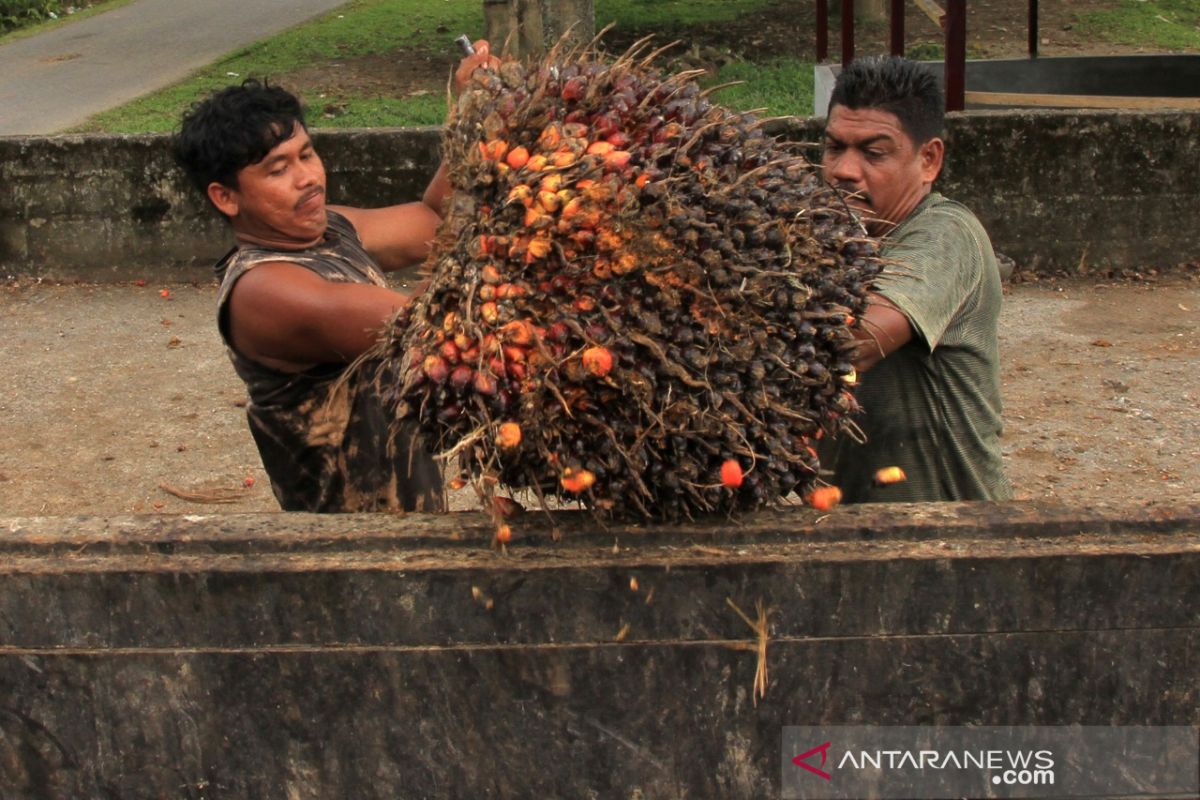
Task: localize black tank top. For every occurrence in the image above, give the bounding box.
[215,211,441,512]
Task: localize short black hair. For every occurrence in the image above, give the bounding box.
[173,78,306,195]
[828,56,944,145]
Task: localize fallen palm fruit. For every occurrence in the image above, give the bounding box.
[808,485,843,511]
[374,35,882,522]
[720,459,744,489]
[873,466,907,486]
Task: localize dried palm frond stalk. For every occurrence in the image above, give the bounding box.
[375,39,881,525]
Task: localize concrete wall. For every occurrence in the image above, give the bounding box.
[1,110,1198,281]
[0,501,1196,795]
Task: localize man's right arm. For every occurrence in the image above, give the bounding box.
[226,262,417,370]
[849,292,913,372]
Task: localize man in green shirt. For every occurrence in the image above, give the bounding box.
[819,56,1013,502]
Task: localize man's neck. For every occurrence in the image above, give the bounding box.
[234,229,326,251]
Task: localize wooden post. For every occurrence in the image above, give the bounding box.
[483,0,595,60]
[841,0,855,67]
[944,0,966,111]
[816,0,828,62]
[1029,0,1039,58]
[889,0,905,56]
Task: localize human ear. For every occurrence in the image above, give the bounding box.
[919,137,945,184]
[207,182,239,218]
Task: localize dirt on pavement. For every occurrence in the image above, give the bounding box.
[1,271,1197,517]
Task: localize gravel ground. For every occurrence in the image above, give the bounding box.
[0,274,1197,517]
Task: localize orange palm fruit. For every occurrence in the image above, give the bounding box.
[560,467,596,494]
[719,459,744,489]
[873,466,907,486]
[808,486,843,511]
[496,422,522,450]
[505,145,530,169]
[581,346,614,377]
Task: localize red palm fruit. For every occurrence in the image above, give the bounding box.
[562,122,588,138]
[495,524,513,544]
[525,237,552,261]
[581,346,614,377]
[561,77,586,102]
[473,370,498,396]
[449,365,474,391]
[560,467,596,494]
[550,151,577,168]
[506,184,534,206]
[481,263,503,285]
[596,229,622,252]
[591,112,619,137]
[586,140,615,156]
[573,295,596,313]
[454,332,474,352]
[478,285,496,302]
[439,340,460,363]
[460,346,479,363]
[592,259,613,280]
[544,322,569,343]
[537,190,561,213]
[605,131,632,148]
[526,154,549,172]
[604,150,632,172]
[560,196,585,221]
[499,320,535,345]
[873,466,907,486]
[720,459,744,489]
[808,486,843,511]
[502,345,528,364]
[505,146,530,169]
[422,355,450,384]
[496,422,522,450]
[537,123,562,151]
[613,252,639,275]
[480,302,500,324]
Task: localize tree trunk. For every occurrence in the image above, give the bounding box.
[855,0,888,23]
[483,0,595,60]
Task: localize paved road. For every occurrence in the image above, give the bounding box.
[0,0,351,136]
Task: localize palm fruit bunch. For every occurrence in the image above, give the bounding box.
[377,39,881,523]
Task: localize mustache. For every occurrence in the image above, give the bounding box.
[295,186,325,210]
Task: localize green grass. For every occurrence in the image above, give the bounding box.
[0,0,132,44]
[76,0,800,133]
[700,58,815,119]
[1076,0,1200,50]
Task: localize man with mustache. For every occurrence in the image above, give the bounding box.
[819,56,1012,503]
[173,41,497,512]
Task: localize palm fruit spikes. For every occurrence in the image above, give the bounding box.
[375,36,881,522]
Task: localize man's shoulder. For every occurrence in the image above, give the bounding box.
[904,193,984,231]
[887,193,994,255]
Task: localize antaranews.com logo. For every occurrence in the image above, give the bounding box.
[781,726,1197,799]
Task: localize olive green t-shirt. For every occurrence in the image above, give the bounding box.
[821,192,1013,502]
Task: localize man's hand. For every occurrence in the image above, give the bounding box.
[455,39,499,94]
[413,39,499,220]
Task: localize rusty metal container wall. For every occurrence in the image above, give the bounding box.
[0,502,1195,796]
